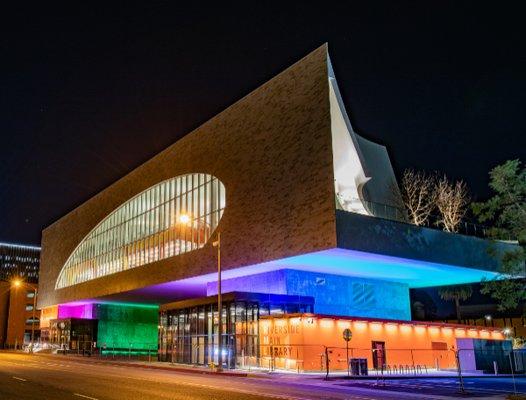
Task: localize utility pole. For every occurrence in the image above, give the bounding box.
[213,232,223,372]
[11,279,37,353]
[30,286,37,353]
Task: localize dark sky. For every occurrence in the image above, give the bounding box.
[1,3,525,245]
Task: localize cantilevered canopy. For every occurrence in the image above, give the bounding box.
[85,247,500,305]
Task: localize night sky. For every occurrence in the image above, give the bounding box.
[2,3,525,245]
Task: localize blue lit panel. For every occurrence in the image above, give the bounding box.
[176,248,500,289]
[69,248,501,305]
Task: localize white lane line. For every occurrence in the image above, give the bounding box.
[12,376,27,381]
[74,394,99,400]
[115,375,313,400]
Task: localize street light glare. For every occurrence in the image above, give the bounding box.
[179,214,190,224]
[12,279,21,287]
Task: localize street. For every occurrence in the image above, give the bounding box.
[0,352,522,399]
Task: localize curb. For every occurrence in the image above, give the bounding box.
[325,374,522,380]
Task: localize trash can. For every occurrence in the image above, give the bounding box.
[350,358,368,376]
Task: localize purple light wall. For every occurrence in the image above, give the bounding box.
[58,303,95,319]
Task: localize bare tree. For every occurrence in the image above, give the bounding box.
[435,176,470,232]
[396,169,437,226]
[438,284,473,323]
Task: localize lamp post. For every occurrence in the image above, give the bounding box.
[212,231,222,372]
[12,279,38,353]
[178,213,223,371]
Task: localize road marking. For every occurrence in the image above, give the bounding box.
[12,376,27,381]
[74,394,99,400]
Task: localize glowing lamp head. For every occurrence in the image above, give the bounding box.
[485,314,492,321]
[12,279,21,288]
[178,214,190,224]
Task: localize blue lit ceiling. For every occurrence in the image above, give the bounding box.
[183,248,499,288]
[91,248,500,304]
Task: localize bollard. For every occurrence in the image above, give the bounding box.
[410,350,416,375]
[493,361,498,375]
[454,350,465,394]
[270,345,274,372]
[324,347,330,380]
[508,353,517,394]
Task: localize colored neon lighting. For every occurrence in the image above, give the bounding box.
[57,301,159,321]
[96,303,158,350]
[58,300,159,309]
[101,350,155,355]
[58,304,94,319]
[95,301,159,309]
[80,247,502,305]
[172,248,500,290]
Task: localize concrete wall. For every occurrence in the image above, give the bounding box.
[39,44,337,308]
[207,269,411,320]
[336,210,517,272]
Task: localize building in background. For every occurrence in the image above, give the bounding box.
[0,242,41,348]
[0,242,40,283]
[38,45,517,371]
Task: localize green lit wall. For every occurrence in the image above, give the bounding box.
[95,303,158,350]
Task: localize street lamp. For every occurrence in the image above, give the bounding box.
[11,278,38,353]
[212,231,222,372]
[178,214,190,225]
[178,213,223,371]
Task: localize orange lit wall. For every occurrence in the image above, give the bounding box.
[40,305,58,329]
[259,314,505,372]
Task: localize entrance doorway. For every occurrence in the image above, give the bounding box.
[372,341,386,369]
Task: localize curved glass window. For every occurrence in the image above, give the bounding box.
[56,174,225,289]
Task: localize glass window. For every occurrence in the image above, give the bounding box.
[56,174,226,289]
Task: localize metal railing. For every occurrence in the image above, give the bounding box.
[47,341,159,362]
[455,348,525,395]
[352,198,512,240]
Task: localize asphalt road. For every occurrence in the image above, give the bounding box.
[0,352,521,400]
